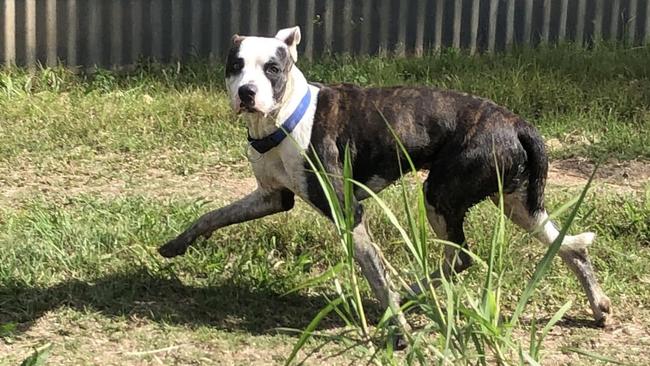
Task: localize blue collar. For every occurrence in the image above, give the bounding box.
[248,88,312,154]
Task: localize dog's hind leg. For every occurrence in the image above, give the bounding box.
[158,188,295,258]
[497,192,612,326]
[410,180,474,294]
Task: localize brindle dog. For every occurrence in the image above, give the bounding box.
[158,27,611,348]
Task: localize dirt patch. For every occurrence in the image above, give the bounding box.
[4,308,648,365]
[548,158,650,192]
[517,309,650,365]
[0,151,257,207]
[1,155,648,209]
[0,310,362,366]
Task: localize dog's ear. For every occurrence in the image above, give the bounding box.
[275,26,301,62]
[232,34,244,46]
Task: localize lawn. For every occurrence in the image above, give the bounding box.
[1,45,649,365]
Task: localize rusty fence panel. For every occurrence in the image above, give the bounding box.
[0,0,649,69]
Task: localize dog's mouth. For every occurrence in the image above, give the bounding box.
[236,102,278,117]
[239,103,259,114]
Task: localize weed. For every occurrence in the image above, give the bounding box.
[283,122,603,364]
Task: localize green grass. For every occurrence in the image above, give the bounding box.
[0,187,649,363]
[0,44,648,169]
[282,139,649,363]
[1,45,649,364]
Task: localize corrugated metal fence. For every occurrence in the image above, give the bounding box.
[2,0,650,69]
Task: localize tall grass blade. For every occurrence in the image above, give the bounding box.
[349,180,418,261]
[531,300,572,360]
[20,343,52,366]
[341,144,370,336]
[284,298,344,366]
[284,262,345,296]
[561,347,631,365]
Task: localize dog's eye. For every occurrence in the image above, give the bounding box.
[233,60,243,71]
[265,64,280,74]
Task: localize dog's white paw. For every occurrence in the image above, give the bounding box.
[561,231,596,251]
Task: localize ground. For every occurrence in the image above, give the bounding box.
[1,152,649,365]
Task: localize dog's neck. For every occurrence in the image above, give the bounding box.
[246,66,310,140]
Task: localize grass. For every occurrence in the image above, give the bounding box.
[281,135,644,364]
[0,44,648,169]
[1,186,649,364]
[1,45,649,364]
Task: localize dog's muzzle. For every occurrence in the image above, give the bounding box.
[238,84,258,112]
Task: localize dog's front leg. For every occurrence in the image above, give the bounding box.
[158,188,294,257]
[352,221,411,343]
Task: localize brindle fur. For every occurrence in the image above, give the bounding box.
[304,84,542,219]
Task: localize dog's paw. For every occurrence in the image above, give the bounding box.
[391,334,408,351]
[594,296,613,328]
[158,237,189,258]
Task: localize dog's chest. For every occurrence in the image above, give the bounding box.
[248,86,317,197]
[249,146,307,195]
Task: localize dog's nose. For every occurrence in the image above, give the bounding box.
[238,84,257,106]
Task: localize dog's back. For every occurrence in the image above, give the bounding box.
[309,83,544,205]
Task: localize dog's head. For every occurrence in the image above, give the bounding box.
[225,27,301,115]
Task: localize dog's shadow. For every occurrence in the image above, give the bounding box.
[3,268,605,338]
[1,268,374,336]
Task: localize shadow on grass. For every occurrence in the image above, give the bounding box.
[0,268,379,336]
[518,314,605,331]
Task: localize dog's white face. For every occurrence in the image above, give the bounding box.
[225,27,301,116]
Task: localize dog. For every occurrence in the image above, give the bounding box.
[158,26,611,346]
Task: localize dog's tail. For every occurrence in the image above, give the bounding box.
[517,121,595,251]
[517,122,548,216]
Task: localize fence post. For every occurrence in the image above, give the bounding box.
[210,0,222,61]
[343,0,353,54]
[26,0,36,68]
[434,0,444,52]
[470,0,480,55]
[111,0,123,69]
[67,0,77,67]
[396,0,408,56]
[249,0,259,35]
[645,0,650,44]
[415,0,426,57]
[505,0,514,48]
[4,0,16,66]
[488,0,498,52]
[151,1,163,61]
[360,0,371,55]
[268,0,278,34]
[88,0,101,68]
[610,0,621,42]
[324,0,334,53]
[379,0,390,55]
[542,0,551,44]
[130,0,142,65]
[46,0,57,67]
[576,0,586,46]
[305,0,315,60]
[287,0,296,28]
[558,0,568,42]
[593,0,604,42]
[230,0,240,37]
[172,0,183,60]
[453,0,462,49]
[191,0,202,55]
[523,0,533,46]
[627,0,637,44]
